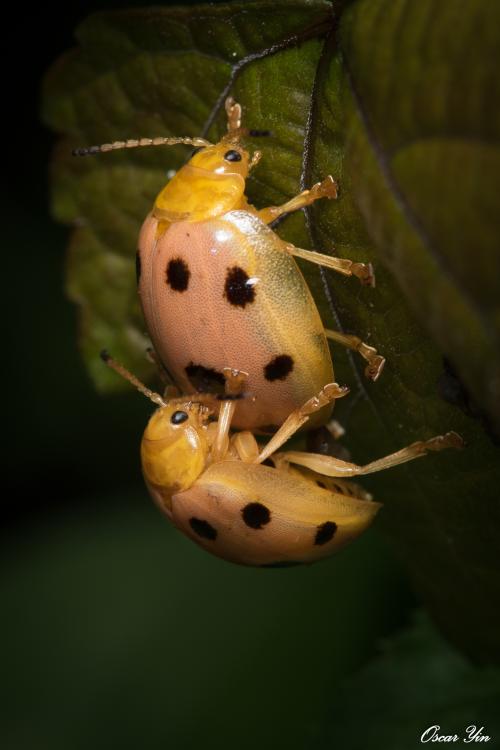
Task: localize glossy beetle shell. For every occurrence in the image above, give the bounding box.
[138,209,334,432]
[146,461,379,567]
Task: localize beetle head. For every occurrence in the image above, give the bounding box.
[141,401,211,499]
[100,352,211,497]
[188,142,251,179]
[73,97,264,222]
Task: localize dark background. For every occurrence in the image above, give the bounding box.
[4,2,154,530]
[0,3,463,749]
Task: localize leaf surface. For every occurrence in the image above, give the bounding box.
[321,613,500,750]
[42,0,500,661]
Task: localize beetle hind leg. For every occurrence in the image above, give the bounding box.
[280,432,464,478]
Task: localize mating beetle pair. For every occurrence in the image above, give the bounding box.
[101,352,460,566]
[78,98,462,565]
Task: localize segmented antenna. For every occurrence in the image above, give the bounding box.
[225,97,242,136]
[248,150,262,171]
[222,97,272,146]
[100,350,166,407]
[73,136,212,157]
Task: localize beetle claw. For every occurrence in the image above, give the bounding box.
[365,355,385,381]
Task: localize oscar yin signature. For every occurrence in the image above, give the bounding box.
[421,726,490,743]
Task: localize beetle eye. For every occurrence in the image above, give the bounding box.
[224,149,242,162]
[171,410,189,425]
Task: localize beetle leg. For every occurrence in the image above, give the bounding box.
[257,176,337,224]
[325,419,345,440]
[254,382,349,464]
[164,384,181,400]
[279,432,464,477]
[211,367,248,462]
[231,431,260,463]
[284,244,375,287]
[145,346,177,388]
[221,367,248,399]
[324,329,385,381]
[211,400,237,462]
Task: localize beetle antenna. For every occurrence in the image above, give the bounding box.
[100,350,167,407]
[248,150,262,171]
[223,97,273,146]
[225,97,242,137]
[248,129,272,137]
[73,136,212,157]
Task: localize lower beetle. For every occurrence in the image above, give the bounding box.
[102,352,462,567]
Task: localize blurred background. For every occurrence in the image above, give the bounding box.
[2,2,499,749]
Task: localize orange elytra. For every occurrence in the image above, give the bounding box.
[76,98,385,433]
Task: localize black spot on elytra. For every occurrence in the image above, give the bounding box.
[314,521,338,546]
[189,517,217,541]
[224,266,256,308]
[185,362,226,395]
[166,257,190,292]
[261,561,303,568]
[242,502,271,529]
[135,249,141,285]
[264,354,294,381]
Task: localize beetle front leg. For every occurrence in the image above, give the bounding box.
[254,382,350,465]
[257,176,337,224]
[324,329,385,381]
[211,367,248,462]
[278,432,464,477]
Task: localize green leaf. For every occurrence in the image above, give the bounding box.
[42,0,334,389]
[42,0,500,662]
[321,612,500,750]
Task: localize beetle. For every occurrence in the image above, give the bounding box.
[75,98,385,433]
[101,352,463,567]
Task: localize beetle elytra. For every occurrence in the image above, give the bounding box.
[77,98,385,433]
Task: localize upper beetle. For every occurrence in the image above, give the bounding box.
[76,98,385,432]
